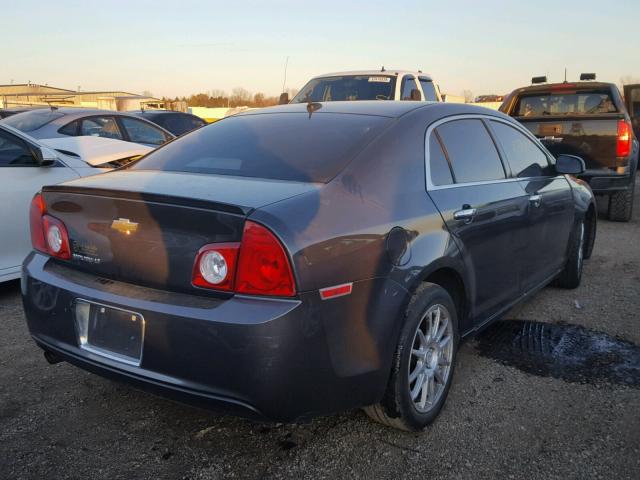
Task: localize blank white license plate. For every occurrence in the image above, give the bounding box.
[74,299,145,366]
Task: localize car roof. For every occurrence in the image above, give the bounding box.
[311,70,433,81]
[237,101,436,118]
[130,110,194,116]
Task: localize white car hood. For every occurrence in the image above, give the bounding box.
[39,137,153,167]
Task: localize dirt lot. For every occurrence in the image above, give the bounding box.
[1,177,639,480]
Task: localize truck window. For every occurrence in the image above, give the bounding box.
[291,76,397,102]
[515,90,618,116]
[419,78,438,101]
[400,76,420,100]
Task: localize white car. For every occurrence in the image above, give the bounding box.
[287,69,443,103]
[0,124,152,282]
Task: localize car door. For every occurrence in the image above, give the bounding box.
[0,130,79,280]
[624,84,640,140]
[426,117,530,324]
[487,119,574,291]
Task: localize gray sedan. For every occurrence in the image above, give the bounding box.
[0,108,175,147]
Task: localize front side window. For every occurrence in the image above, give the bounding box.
[400,75,420,100]
[291,75,397,102]
[419,78,437,101]
[490,121,551,178]
[80,117,123,140]
[0,130,36,166]
[435,119,505,183]
[120,117,167,145]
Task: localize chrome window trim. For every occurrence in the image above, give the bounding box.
[424,113,556,191]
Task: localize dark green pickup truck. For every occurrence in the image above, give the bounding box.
[501,78,639,222]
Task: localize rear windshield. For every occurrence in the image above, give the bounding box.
[291,75,397,102]
[515,89,618,116]
[130,112,388,182]
[1,110,65,132]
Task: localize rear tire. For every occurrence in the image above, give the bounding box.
[554,220,585,289]
[608,181,634,222]
[364,283,459,431]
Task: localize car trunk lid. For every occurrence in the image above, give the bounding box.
[41,170,318,293]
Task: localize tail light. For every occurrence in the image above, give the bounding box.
[192,221,296,297]
[29,193,72,260]
[617,120,631,158]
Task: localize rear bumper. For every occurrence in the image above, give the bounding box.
[578,170,634,194]
[21,253,405,421]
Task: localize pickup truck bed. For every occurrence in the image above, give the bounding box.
[501,81,639,221]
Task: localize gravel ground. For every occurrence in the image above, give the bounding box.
[1,177,638,480]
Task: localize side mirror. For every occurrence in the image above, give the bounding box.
[33,145,58,167]
[555,154,585,175]
[278,92,289,105]
[410,88,422,101]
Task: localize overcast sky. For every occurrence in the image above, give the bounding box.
[2,0,639,98]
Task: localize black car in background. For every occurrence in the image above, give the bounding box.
[501,77,639,221]
[130,110,207,136]
[22,101,596,431]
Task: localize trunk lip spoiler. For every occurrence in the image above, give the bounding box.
[41,185,250,216]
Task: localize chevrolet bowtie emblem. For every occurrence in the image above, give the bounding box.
[111,218,139,235]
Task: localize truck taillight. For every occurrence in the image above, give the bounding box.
[29,193,71,259]
[192,221,296,297]
[617,120,631,158]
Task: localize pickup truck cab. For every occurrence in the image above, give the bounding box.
[501,77,639,221]
[287,70,442,104]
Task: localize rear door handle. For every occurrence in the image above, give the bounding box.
[453,208,477,223]
[529,194,542,208]
[541,136,564,143]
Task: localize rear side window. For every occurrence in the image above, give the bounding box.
[490,121,551,177]
[120,117,167,145]
[156,114,206,136]
[515,90,617,116]
[1,110,64,132]
[80,117,123,140]
[130,113,388,182]
[58,120,79,136]
[429,133,453,185]
[435,119,505,183]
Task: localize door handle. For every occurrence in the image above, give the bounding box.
[453,207,477,223]
[529,194,542,208]
[541,136,564,143]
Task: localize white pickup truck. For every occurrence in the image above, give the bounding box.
[283,69,443,104]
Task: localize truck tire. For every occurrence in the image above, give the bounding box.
[554,220,585,289]
[363,283,458,431]
[608,180,635,222]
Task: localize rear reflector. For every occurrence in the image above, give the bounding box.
[617,120,631,158]
[319,283,353,300]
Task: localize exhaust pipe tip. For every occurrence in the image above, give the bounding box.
[43,350,63,365]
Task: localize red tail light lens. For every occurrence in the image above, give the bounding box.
[192,221,296,297]
[236,221,296,297]
[617,120,631,158]
[29,193,47,253]
[192,243,239,291]
[29,193,71,259]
